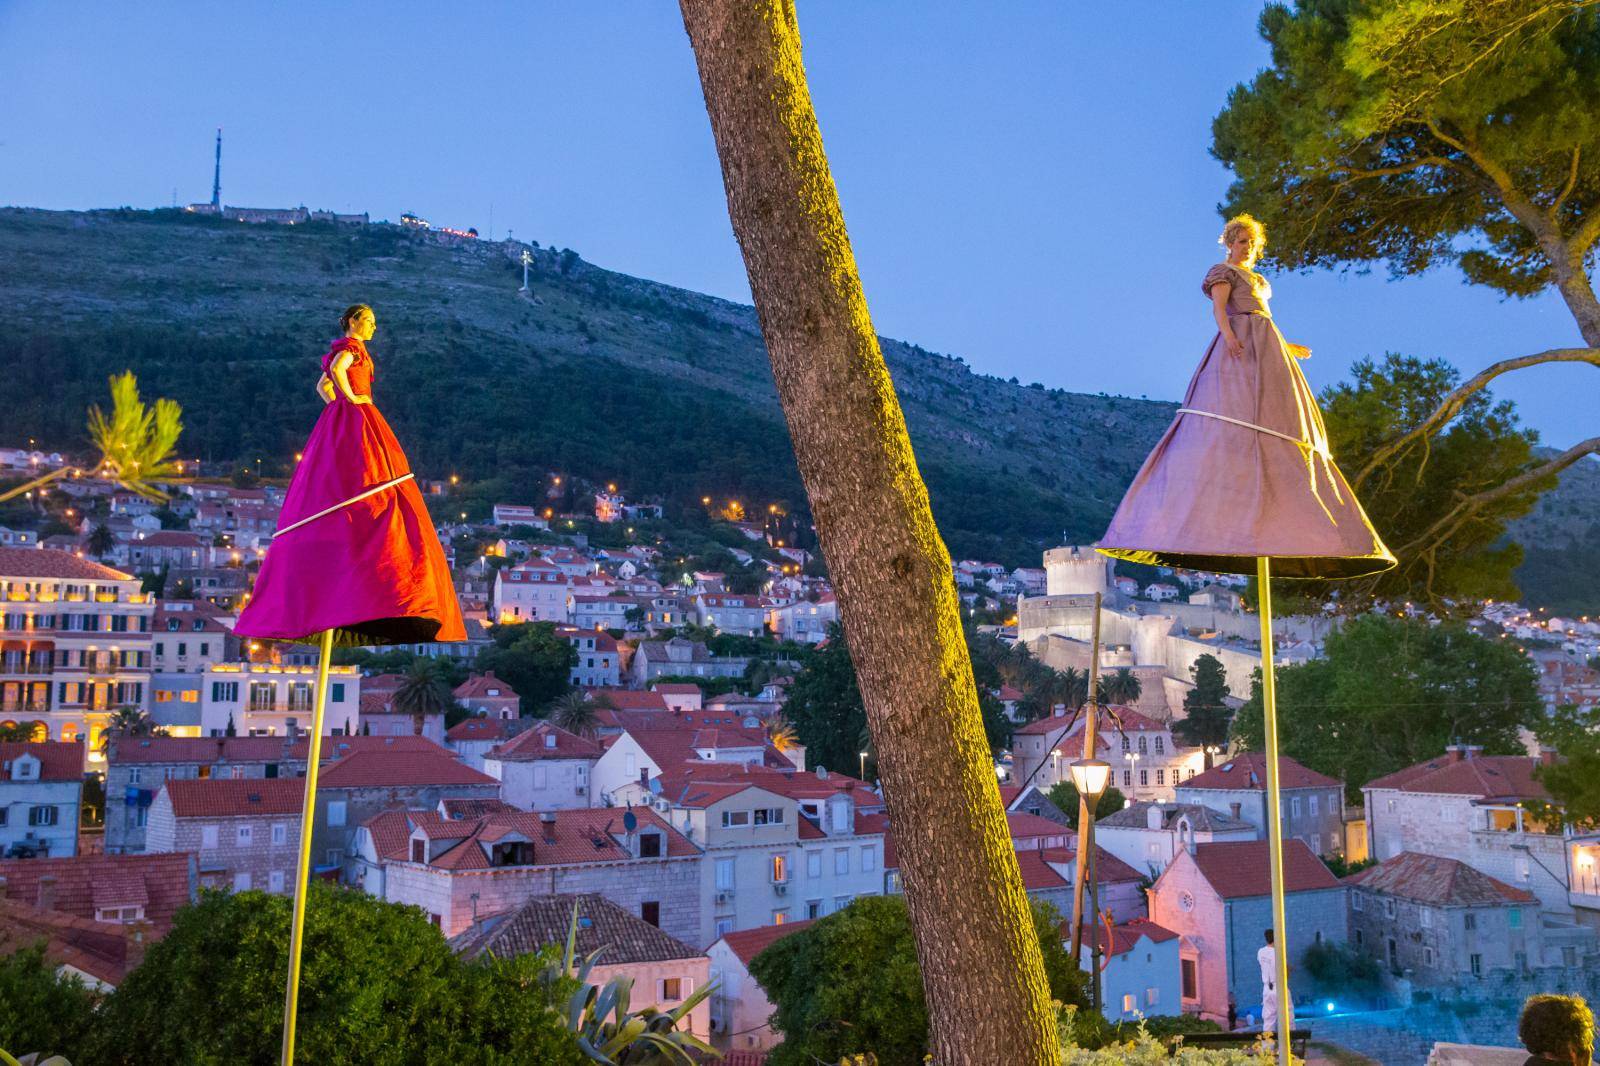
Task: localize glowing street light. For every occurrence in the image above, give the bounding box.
[1071,756,1113,1016]
[859,750,869,780]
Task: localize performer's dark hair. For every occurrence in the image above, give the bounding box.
[1263,928,1274,944]
[339,304,374,332]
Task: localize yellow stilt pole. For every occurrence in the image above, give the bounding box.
[1069,591,1103,963]
[1257,558,1292,1065]
[281,628,335,1066]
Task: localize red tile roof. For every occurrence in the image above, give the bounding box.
[319,751,497,789]
[361,808,416,862]
[1007,812,1070,841]
[651,683,702,695]
[161,778,306,818]
[1015,850,1069,890]
[1187,840,1340,899]
[137,531,208,548]
[110,734,444,766]
[1179,753,1341,791]
[1363,753,1548,802]
[0,546,133,581]
[1080,918,1182,957]
[446,717,517,742]
[452,673,516,700]
[651,761,881,809]
[1344,851,1537,906]
[1038,844,1144,885]
[720,919,817,965]
[438,797,517,820]
[0,742,84,782]
[0,852,194,929]
[415,806,697,871]
[451,893,705,964]
[587,689,670,711]
[490,721,603,762]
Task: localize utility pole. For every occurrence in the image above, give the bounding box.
[1069,592,1103,959]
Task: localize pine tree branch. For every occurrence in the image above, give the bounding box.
[1353,347,1600,489]
[1395,437,1600,560]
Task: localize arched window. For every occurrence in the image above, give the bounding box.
[60,722,81,744]
[1121,736,1131,752]
[1138,736,1148,755]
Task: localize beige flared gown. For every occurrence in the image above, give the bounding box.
[1097,262,1395,579]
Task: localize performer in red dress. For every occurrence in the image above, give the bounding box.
[235,304,465,645]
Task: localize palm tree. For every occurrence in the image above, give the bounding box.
[97,706,167,754]
[0,722,35,742]
[764,713,798,754]
[548,690,610,738]
[88,523,116,559]
[1098,668,1143,708]
[0,372,184,505]
[391,660,451,737]
[1054,667,1089,712]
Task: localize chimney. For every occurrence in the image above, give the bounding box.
[127,919,153,971]
[1147,805,1164,830]
[37,874,56,911]
[1053,704,1066,718]
[1229,802,1242,820]
[1540,747,1560,768]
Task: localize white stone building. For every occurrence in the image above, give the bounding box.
[0,741,83,858]
[482,720,602,810]
[145,777,303,893]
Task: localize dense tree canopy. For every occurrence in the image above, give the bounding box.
[1233,614,1540,798]
[748,895,1087,1066]
[1533,704,1600,828]
[0,945,98,1060]
[82,883,586,1066]
[477,622,577,708]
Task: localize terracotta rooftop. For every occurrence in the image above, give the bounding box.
[453,673,517,701]
[445,717,520,743]
[450,892,705,964]
[1363,751,1549,802]
[373,806,698,871]
[438,797,517,820]
[0,546,133,581]
[1179,753,1341,792]
[1076,918,1182,957]
[0,742,84,782]
[1186,840,1340,899]
[720,918,816,965]
[110,734,444,766]
[651,761,881,809]
[1015,849,1069,891]
[1038,843,1144,885]
[161,778,305,818]
[489,720,603,762]
[0,852,195,930]
[1099,801,1255,833]
[1007,812,1071,840]
[651,684,702,695]
[319,750,497,790]
[587,689,671,712]
[1344,851,1537,906]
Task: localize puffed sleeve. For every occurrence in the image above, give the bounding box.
[1202,263,1236,299]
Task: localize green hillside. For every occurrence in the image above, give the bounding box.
[0,205,1590,604]
[0,207,1169,566]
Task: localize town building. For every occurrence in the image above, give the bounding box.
[149,599,235,672]
[1011,705,1204,802]
[1176,753,1346,859]
[196,661,363,738]
[707,920,815,1053]
[1148,839,1346,1025]
[1095,801,1257,882]
[556,625,623,688]
[482,720,602,810]
[0,548,155,763]
[451,892,711,1042]
[766,595,837,644]
[493,559,571,623]
[121,531,213,573]
[1365,746,1576,922]
[0,742,84,859]
[445,716,529,771]
[629,638,750,686]
[452,673,519,720]
[315,747,501,881]
[144,778,303,893]
[1077,918,1187,1022]
[354,804,702,946]
[694,593,767,637]
[1345,851,1543,981]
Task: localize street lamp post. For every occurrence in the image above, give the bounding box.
[1204,744,1222,771]
[859,750,868,782]
[1124,751,1141,801]
[1070,757,1112,1017]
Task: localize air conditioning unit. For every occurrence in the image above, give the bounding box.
[715,890,734,904]
[773,883,787,896]
[575,786,586,796]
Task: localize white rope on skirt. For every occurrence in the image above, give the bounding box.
[1176,408,1329,459]
[271,473,415,538]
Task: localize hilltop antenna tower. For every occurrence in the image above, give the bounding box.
[211,128,223,210]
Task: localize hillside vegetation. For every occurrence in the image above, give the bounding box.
[0,206,1589,605]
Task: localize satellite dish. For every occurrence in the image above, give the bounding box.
[622,811,638,832]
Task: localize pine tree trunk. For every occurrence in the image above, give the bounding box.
[678,3,1056,1063]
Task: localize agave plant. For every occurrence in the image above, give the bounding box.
[544,903,719,1065]
[0,1051,73,1066]
[0,371,183,505]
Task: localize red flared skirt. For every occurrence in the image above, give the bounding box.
[234,397,465,646]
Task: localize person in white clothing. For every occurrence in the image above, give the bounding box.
[1258,928,1294,1033]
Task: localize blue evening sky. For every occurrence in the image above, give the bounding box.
[0,1,1586,445]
